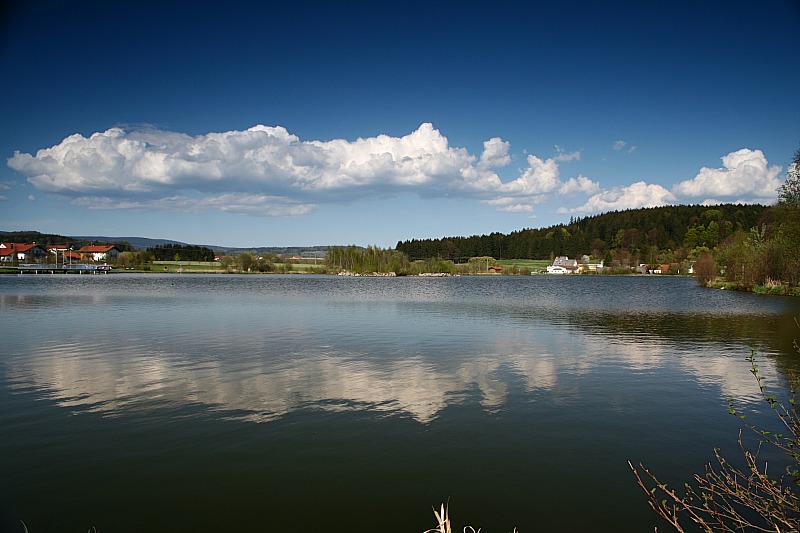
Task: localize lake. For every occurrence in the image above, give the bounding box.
[1,274,799,532]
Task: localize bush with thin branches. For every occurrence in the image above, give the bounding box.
[630,331,800,532]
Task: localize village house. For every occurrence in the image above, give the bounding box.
[545,255,604,274]
[0,242,48,263]
[638,263,679,274]
[77,245,121,262]
[546,256,580,274]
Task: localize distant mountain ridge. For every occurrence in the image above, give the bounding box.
[0,231,330,255]
[74,235,192,249]
[0,231,192,250]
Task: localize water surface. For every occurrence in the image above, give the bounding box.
[1,274,798,532]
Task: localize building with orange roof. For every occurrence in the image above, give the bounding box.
[77,245,121,262]
[0,242,47,263]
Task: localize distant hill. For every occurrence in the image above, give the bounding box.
[73,235,190,249]
[1,230,80,246]
[0,231,190,250]
[0,230,332,255]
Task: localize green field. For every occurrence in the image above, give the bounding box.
[149,260,325,273]
[496,259,551,271]
[151,261,223,272]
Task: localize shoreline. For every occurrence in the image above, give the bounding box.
[4,265,796,296]
[704,279,800,297]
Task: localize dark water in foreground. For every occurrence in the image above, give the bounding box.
[1,274,799,532]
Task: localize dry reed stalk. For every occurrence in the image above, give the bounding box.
[423,503,452,533]
[423,502,518,533]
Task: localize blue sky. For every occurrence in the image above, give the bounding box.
[1,1,798,248]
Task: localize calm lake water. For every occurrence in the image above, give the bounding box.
[1,274,799,532]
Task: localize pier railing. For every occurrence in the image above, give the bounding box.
[17,263,112,273]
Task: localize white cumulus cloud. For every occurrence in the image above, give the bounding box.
[558,148,780,216]
[497,155,601,205]
[7,123,601,216]
[478,137,512,169]
[559,181,676,215]
[559,175,600,195]
[672,148,782,202]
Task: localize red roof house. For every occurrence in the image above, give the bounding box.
[0,242,47,263]
[77,245,121,262]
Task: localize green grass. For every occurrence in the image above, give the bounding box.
[707,279,800,297]
[496,259,551,271]
[752,283,799,296]
[148,260,328,274]
[151,261,224,273]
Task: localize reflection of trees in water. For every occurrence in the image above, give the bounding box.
[401,294,798,372]
[537,310,800,376]
[449,294,796,360]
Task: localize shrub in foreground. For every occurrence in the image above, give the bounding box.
[630,340,800,532]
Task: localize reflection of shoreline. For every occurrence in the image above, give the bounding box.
[8,328,775,424]
[505,306,798,367]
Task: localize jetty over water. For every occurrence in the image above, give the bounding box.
[15,263,112,274]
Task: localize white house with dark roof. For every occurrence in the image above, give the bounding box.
[546,256,579,274]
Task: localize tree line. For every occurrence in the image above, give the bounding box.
[396,203,767,265]
[146,243,215,261]
[326,245,410,274]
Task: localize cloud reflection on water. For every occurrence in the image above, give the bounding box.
[4,275,795,424]
[7,321,777,424]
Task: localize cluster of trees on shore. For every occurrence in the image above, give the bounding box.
[693,149,800,294]
[325,245,533,276]
[146,243,215,261]
[396,203,767,265]
[326,245,410,274]
[111,250,307,273]
[217,251,289,273]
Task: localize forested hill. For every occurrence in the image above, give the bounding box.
[396,204,769,262]
[0,231,179,251]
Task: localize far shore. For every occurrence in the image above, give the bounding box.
[4,260,797,296]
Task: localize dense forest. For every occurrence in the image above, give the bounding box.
[396,204,768,264]
[146,243,215,261]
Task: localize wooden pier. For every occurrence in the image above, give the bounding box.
[15,263,112,274]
